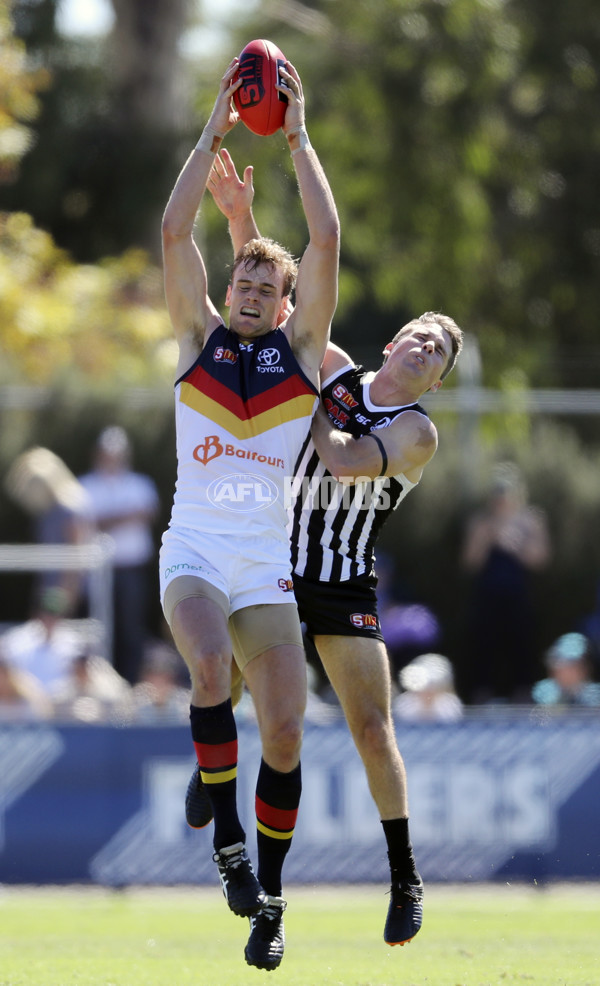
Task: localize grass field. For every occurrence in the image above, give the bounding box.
[0,882,597,986]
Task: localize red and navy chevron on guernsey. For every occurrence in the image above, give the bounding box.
[177,324,318,441]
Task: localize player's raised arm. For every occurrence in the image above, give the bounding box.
[161,60,241,354]
[280,62,340,383]
[207,148,260,255]
[311,404,438,484]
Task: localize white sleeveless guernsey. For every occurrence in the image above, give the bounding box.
[167,324,318,548]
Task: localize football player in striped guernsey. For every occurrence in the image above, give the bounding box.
[199,149,463,948]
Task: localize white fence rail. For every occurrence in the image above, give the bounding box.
[0,537,115,661]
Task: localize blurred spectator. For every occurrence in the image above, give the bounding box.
[303,554,441,700]
[0,586,82,689]
[231,679,258,723]
[576,580,600,672]
[50,651,133,723]
[0,651,51,722]
[304,663,341,724]
[131,642,189,723]
[461,462,551,703]
[4,446,94,613]
[532,633,600,708]
[301,631,331,699]
[375,552,441,679]
[79,426,160,685]
[393,653,464,723]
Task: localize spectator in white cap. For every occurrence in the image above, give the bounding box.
[394,652,464,723]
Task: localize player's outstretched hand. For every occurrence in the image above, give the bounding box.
[278,61,305,135]
[206,59,242,136]
[207,148,254,220]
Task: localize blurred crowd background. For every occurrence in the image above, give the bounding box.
[0,0,599,722]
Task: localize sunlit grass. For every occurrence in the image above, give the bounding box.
[0,883,597,986]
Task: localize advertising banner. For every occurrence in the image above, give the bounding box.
[1,718,599,885]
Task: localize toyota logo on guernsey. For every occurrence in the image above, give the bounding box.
[207,473,279,512]
[257,348,283,372]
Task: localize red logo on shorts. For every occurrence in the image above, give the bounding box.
[278,578,294,592]
[350,613,378,629]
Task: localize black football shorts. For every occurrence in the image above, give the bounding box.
[292,571,384,640]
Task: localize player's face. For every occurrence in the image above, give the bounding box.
[227,262,288,339]
[385,323,452,392]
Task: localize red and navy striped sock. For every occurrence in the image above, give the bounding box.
[190,700,245,850]
[255,758,301,897]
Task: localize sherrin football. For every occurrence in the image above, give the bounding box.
[233,39,288,136]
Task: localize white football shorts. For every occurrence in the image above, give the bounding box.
[159,526,296,620]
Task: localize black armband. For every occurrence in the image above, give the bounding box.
[368,433,388,476]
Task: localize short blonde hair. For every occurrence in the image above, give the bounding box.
[231,237,299,299]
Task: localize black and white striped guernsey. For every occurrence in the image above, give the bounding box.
[288,362,429,583]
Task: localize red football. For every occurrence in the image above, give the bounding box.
[233,39,288,137]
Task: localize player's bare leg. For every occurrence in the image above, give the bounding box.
[315,635,407,815]
[244,642,306,773]
[314,634,423,945]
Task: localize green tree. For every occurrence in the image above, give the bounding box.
[0,0,48,179]
[211,0,600,387]
[2,0,193,261]
[0,1,173,391]
[6,0,600,387]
